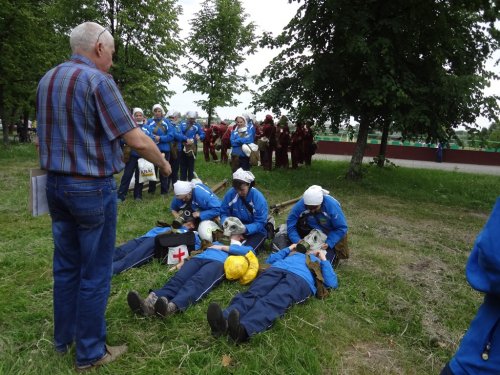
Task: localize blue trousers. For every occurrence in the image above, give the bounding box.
[153,258,224,310]
[168,153,180,191]
[117,155,143,200]
[223,268,311,336]
[46,173,117,366]
[112,236,156,275]
[148,152,170,194]
[179,151,196,181]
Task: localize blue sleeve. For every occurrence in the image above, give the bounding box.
[319,259,338,289]
[170,197,183,211]
[324,199,348,248]
[266,247,290,264]
[228,244,254,255]
[231,132,253,146]
[198,125,206,141]
[160,122,175,143]
[196,187,222,221]
[287,201,304,244]
[245,190,268,235]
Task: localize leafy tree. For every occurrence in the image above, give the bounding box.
[183,0,256,126]
[253,0,499,179]
[0,0,67,143]
[49,0,183,113]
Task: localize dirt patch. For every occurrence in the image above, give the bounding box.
[337,341,406,375]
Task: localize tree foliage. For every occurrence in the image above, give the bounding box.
[183,0,256,125]
[253,0,500,179]
[0,0,183,144]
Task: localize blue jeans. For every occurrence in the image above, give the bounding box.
[46,173,117,366]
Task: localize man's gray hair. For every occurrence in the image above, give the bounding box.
[70,22,112,53]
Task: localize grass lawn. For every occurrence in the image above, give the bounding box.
[0,143,499,374]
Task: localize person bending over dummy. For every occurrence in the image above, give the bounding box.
[171,180,221,223]
[127,217,257,318]
[112,216,200,275]
[220,168,269,254]
[207,242,338,343]
[440,197,500,375]
[287,185,348,265]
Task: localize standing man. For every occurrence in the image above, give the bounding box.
[36,22,171,371]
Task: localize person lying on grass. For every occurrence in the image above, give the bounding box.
[207,242,338,344]
[112,216,200,275]
[127,217,258,317]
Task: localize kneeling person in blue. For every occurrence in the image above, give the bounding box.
[112,217,200,275]
[287,185,348,265]
[441,197,500,375]
[207,242,338,343]
[220,168,269,254]
[171,180,221,222]
[127,217,256,317]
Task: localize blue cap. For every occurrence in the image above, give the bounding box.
[466,197,500,295]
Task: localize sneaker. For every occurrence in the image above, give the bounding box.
[154,297,178,317]
[207,302,227,337]
[127,291,156,316]
[227,309,249,344]
[76,344,127,372]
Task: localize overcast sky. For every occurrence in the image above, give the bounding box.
[169,0,499,127]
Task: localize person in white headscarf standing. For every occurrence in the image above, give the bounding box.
[220,168,269,254]
[287,185,348,265]
[178,111,205,181]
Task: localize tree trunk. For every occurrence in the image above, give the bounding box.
[0,84,8,145]
[346,116,370,180]
[377,121,390,167]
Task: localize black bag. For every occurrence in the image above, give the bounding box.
[154,231,196,264]
[296,214,313,238]
[272,224,291,252]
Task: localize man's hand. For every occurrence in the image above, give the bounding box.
[159,160,172,176]
[192,211,200,218]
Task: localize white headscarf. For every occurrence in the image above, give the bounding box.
[152,104,165,115]
[303,185,330,205]
[174,181,194,196]
[132,107,144,116]
[232,168,255,183]
[186,111,198,119]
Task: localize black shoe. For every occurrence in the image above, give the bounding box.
[127,291,142,315]
[227,309,249,344]
[154,297,178,318]
[207,302,227,337]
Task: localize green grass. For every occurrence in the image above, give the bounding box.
[1,144,499,374]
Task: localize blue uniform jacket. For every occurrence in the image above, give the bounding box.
[178,121,205,149]
[287,195,348,249]
[170,183,221,221]
[195,241,254,263]
[230,127,254,157]
[449,197,500,375]
[221,187,268,236]
[146,117,176,153]
[266,247,338,294]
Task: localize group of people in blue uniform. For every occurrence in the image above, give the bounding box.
[115,165,349,344]
[117,105,205,202]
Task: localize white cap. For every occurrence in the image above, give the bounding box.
[303,185,330,206]
[152,104,165,115]
[132,107,144,116]
[186,111,198,119]
[173,181,194,196]
[232,168,255,183]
